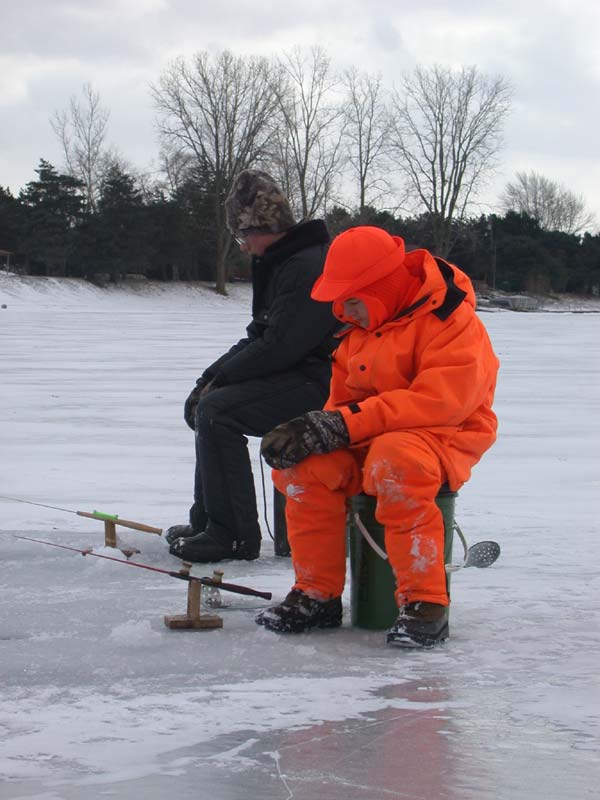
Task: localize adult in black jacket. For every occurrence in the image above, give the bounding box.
[167,170,338,563]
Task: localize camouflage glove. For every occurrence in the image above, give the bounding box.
[183,377,210,430]
[261,410,349,470]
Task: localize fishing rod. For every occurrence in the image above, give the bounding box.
[0,496,162,534]
[15,536,272,600]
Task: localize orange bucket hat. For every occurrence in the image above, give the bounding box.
[311,226,406,301]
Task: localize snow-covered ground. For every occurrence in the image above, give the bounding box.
[0,272,598,800]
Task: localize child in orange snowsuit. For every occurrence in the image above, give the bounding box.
[259,226,499,647]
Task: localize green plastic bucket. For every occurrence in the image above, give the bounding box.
[349,491,456,630]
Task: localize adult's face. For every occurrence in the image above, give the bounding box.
[342,297,370,328]
[235,230,284,257]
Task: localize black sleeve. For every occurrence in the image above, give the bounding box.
[202,337,252,382]
[210,257,335,385]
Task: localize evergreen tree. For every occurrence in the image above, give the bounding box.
[94,166,150,281]
[492,213,559,292]
[19,160,85,276]
[324,205,354,237]
[0,187,25,261]
[447,216,491,284]
[169,169,217,281]
[142,191,181,281]
[578,233,600,294]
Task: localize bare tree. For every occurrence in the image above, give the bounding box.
[51,83,110,214]
[342,67,391,216]
[159,145,195,195]
[271,46,344,219]
[501,170,595,234]
[389,65,512,256]
[152,50,279,294]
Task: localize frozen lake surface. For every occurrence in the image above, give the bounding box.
[0,274,598,799]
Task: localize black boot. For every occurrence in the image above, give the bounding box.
[386,602,449,648]
[169,530,260,563]
[165,524,197,545]
[255,589,342,633]
[165,502,208,544]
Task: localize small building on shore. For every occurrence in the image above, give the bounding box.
[0,249,13,270]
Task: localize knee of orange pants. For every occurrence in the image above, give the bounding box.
[362,432,449,607]
[272,450,363,600]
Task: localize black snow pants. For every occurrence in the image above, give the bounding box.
[190,371,328,546]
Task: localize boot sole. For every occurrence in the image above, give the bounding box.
[230,550,260,561]
[258,619,342,634]
[256,613,342,633]
[169,549,260,563]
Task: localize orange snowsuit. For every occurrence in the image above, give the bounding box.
[272,247,499,607]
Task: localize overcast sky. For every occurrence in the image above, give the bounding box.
[1,0,599,227]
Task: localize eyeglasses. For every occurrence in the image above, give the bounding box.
[233,228,252,247]
[234,228,254,247]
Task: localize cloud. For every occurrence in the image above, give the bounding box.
[371,16,403,52]
[1,0,599,220]
[0,56,49,106]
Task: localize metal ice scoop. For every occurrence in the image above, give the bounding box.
[446,526,501,572]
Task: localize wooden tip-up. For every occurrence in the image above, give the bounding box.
[76,511,163,534]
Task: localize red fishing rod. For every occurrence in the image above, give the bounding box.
[15,536,272,600]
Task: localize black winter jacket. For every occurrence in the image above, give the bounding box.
[203,220,338,392]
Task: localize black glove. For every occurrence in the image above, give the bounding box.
[261,410,349,470]
[183,377,210,430]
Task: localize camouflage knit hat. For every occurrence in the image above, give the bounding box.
[224,170,296,234]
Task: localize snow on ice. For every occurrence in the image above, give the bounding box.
[0,272,598,799]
